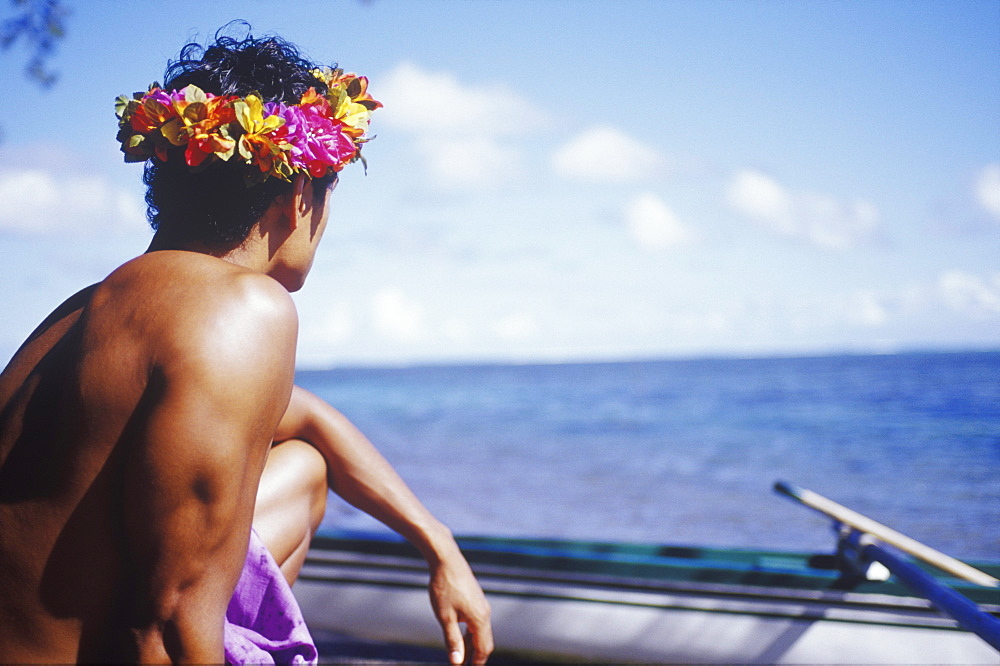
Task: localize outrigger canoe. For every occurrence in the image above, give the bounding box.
[295,482,1000,664]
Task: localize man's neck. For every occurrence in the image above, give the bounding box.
[145,230,267,275]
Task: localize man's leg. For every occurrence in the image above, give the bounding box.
[252,439,328,586]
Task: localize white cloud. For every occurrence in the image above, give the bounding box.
[426,137,521,191]
[296,304,355,365]
[441,318,472,344]
[624,193,693,250]
[552,126,663,183]
[496,312,537,341]
[377,62,542,190]
[372,287,427,342]
[674,310,731,336]
[938,270,1000,317]
[378,62,540,137]
[0,168,146,235]
[726,170,795,234]
[850,290,890,327]
[304,305,355,344]
[726,169,878,249]
[974,163,1000,221]
[798,193,878,249]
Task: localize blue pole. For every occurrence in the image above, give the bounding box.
[845,531,1000,652]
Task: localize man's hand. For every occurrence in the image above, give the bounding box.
[429,555,493,665]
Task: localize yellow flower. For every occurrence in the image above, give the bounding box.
[313,68,381,138]
[235,94,284,136]
[327,88,370,138]
[234,94,286,174]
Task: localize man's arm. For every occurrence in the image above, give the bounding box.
[274,386,494,665]
[120,278,298,662]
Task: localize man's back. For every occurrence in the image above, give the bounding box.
[0,250,297,662]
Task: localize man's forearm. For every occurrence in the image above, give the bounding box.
[277,387,460,562]
[277,387,494,664]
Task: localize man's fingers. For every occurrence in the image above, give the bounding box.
[468,616,494,665]
[442,615,465,665]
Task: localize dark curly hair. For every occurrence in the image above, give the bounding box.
[143,23,338,247]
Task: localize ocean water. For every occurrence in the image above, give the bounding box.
[296,351,1000,560]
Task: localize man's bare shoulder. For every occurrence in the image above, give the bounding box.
[92,251,298,365]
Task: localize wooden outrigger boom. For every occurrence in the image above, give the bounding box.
[775,480,1000,652]
[774,480,999,587]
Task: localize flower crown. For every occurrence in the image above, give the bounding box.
[115,67,382,185]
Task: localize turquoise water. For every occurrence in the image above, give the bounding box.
[297,351,1000,560]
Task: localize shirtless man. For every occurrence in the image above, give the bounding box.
[0,30,492,664]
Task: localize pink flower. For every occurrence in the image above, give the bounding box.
[299,104,356,175]
[266,101,355,176]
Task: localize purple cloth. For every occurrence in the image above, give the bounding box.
[224,529,318,665]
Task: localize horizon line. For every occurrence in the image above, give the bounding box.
[295,345,1000,373]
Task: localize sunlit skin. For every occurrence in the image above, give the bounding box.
[0,175,493,664]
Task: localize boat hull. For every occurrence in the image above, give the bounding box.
[295,532,1000,664]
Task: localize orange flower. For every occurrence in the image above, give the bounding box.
[159,87,238,166]
[344,74,383,111]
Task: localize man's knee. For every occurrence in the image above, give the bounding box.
[298,443,328,529]
[265,438,328,530]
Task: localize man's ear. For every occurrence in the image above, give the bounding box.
[287,174,312,230]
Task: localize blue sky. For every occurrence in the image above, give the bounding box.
[0,0,997,367]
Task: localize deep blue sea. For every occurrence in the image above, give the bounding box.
[296,351,1000,561]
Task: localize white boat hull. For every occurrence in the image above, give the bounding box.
[295,548,1000,664]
